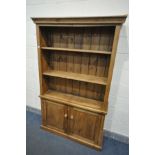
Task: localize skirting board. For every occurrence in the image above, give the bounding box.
[26,105,129,144]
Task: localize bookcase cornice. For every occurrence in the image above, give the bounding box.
[32,15,127,25]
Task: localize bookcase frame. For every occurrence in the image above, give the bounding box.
[32,16,127,150]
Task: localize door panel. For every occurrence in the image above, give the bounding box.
[42,100,68,133]
[69,107,102,143]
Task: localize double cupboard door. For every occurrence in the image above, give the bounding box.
[41,99,104,146]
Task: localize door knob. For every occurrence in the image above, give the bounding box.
[70,115,74,119]
[64,113,67,118]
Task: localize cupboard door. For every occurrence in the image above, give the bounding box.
[68,107,104,144]
[42,100,68,133]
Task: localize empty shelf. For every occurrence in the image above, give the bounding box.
[41,47,112,55]
[43,70,107,85]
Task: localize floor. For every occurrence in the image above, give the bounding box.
[26,111,129,155]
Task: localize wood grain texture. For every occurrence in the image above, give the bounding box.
[95,55,106,101]
[40,90,107,114]
[33,16,126,150]
[32,15,127,24]
[40,26,115,53]
[41,47,111,54]
[103,25,121,111]
[86,54,97,99]
[36,26,49,94]
[41,100,47,126]
[43,100,68,133]
[91,27,100,50]
[69,107,101,142]
[58,51,67,92]
[66,52,74,94]
[43,70,107,85]
[72,53,81,96]
[52,28,60,47]
[41,102,105,150]
[79,53,89,97]
[52,51,60,91]
[99,27,114,51]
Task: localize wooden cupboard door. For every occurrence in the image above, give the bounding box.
[68,107,103,144]
[41,100,68,133]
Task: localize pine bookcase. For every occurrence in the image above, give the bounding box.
[32,16,127,150]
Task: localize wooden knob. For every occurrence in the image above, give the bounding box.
[64,113,67,118]
[70,115,74,119]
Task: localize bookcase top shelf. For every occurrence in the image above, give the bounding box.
[43,70,107,85]
[41,47,112,55]
[32,15,127,25]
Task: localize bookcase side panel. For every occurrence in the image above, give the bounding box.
[36,26,49,94]
[103,25,121,110]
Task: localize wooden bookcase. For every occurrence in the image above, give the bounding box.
[32,16,127,150]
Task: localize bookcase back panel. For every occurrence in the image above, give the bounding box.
[42,51,110,78]
[46,77,105,101]
[40,27,115,51]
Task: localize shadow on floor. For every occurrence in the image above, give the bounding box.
[26,111,129,155]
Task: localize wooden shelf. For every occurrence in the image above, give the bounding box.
[43,70,107,85]
[40,90,107,114]
[41,47,112,55]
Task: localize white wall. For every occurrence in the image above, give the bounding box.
[26,0,129,137]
